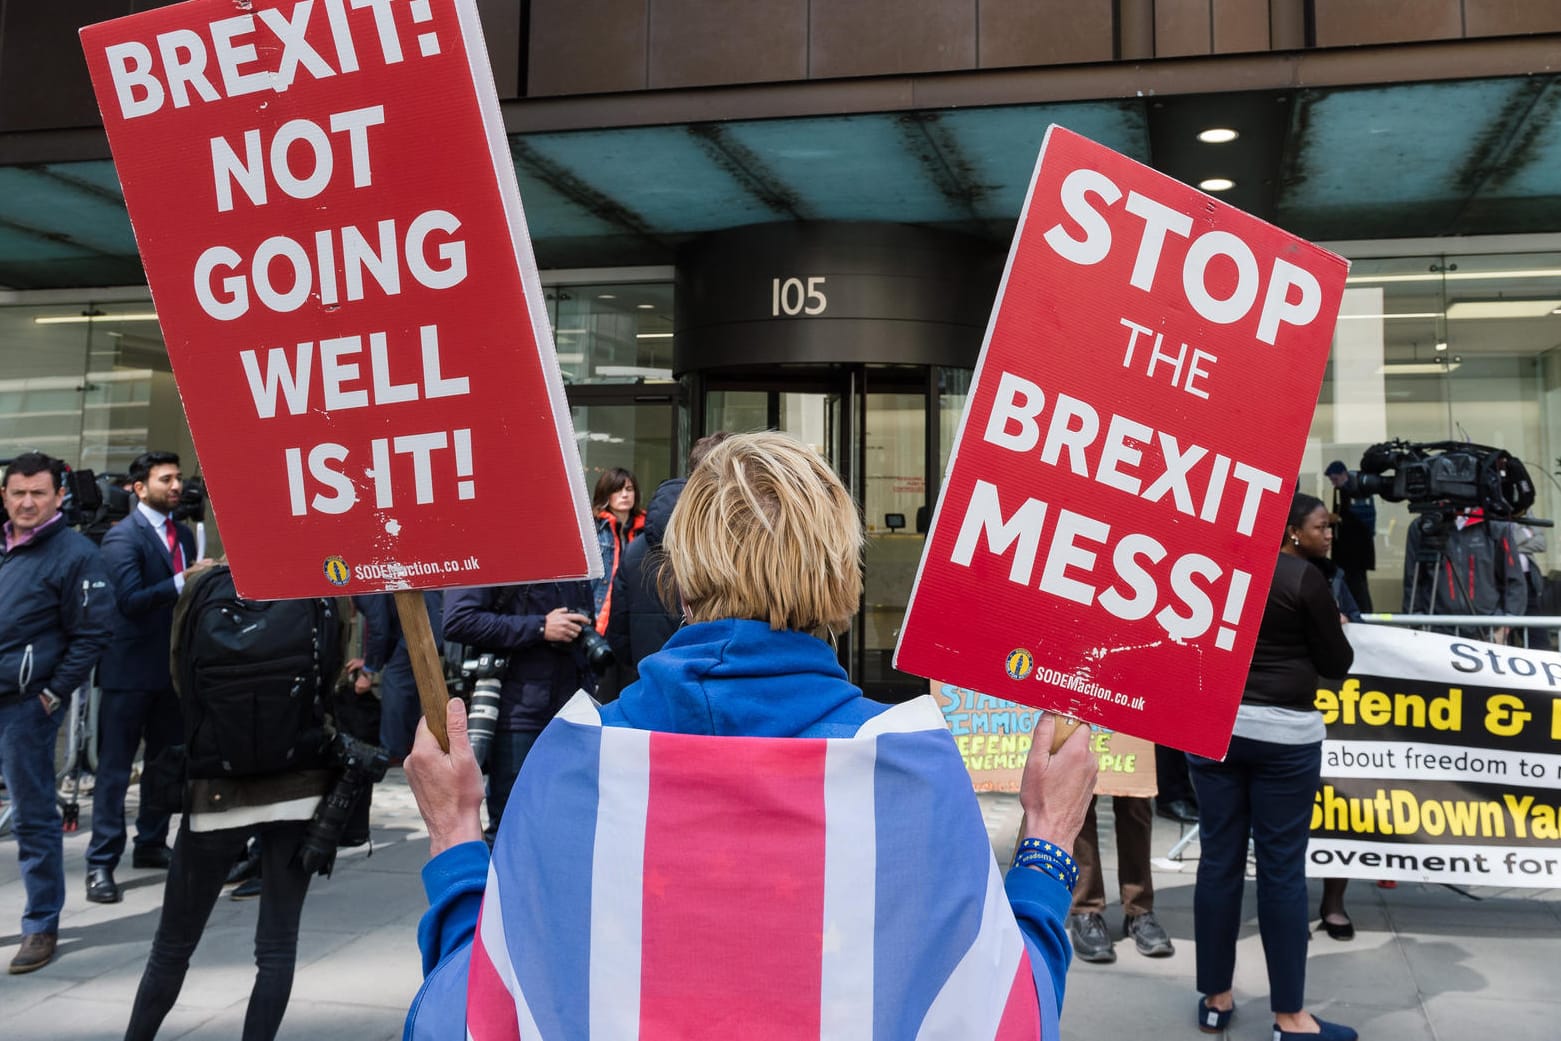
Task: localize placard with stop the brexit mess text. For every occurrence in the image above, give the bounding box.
[80,0,600,599]
[896,125,1348,759]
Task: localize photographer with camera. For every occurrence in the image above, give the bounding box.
[88,451,215,905]
[123,562,365,1041]
[443,580,600,839]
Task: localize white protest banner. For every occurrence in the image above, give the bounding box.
[1311,624,1561,887]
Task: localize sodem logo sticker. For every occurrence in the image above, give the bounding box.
[1005,648,1034,681]
[323,555,351,587]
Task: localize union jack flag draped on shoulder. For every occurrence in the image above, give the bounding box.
[407,694,1055,1041]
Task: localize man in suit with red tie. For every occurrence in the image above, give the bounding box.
[86,451,215,903]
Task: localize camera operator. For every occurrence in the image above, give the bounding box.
[443,580,597,839]
[1402,508,1526,639]
[1325,460,1376,612]
[88,451,215,904]
[0,452,115,974]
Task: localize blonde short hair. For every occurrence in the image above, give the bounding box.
[663,432,862,635]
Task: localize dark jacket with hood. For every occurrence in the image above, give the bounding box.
[605,477,685,671]
[0,515,115,705]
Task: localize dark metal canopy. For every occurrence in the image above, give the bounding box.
[2,72,1559,290]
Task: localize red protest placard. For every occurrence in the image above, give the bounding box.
[79,0,598,599]
[895,126,1348,759]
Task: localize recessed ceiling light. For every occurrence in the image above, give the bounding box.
[597,293,616,300]
[1199,178,1235,192]
[34,311,159,325]
[637,303,654,310]
[1445,299,1561,319]
[1347,267,1561,284]
[1381,361,1460,375]
[1198,128,1239,144]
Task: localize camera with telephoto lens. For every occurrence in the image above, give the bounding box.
[298,731,390,876]
[458,652,506,767]
[1347,439,1537,519]
[171,474,207,523]
[572,611,615,672]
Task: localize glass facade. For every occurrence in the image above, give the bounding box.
[5,244,1559,635]
[1310,250,1561,612]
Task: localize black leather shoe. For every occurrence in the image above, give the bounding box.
[1125,911,1175,957]
[1317,910,1355,941]
[1156,799,1199,823]
[1067,912,1116,963]
[131,845,172,870]
[85,867,121,904]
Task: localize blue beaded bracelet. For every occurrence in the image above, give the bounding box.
[1013,837,1080,894]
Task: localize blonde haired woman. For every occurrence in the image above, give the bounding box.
[404,432,1097,1040]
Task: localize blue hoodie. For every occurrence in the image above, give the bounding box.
[411,620,1072,1036]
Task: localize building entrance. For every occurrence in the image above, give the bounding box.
[693,363,970,702]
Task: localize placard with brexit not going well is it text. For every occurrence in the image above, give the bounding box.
[896,126,1348,760]
[79,0,599,599]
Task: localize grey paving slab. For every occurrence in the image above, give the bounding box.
[8,993,216,1041]
[5,772,1560,1040]
[1423,993,1561,1040]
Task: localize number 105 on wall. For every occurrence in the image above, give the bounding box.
[771,276,828,316]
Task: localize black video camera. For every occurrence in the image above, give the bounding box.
[1348,440,1537,519]
[172,474,207,523]
[60,466,101,529]
[298,731,390,876]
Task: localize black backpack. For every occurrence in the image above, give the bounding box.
[174,566,342,779]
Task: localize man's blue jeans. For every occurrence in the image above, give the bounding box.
[377,654,420,762]
[0,694,66,934]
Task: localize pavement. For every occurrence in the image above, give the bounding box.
[2,778,1559,1040]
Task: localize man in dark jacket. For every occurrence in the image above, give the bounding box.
[0,452,115,973]
[606,432,730,675]
[443,580,595,838]
[87,450,214,904]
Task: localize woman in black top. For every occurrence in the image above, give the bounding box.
[1189,493,1357,1041]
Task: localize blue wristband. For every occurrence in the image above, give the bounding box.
[1013,837,1080,894]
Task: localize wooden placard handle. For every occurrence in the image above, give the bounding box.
[394,589,450,752]
[1049,715,1082,753]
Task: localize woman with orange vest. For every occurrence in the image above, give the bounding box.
[590,468,644,636]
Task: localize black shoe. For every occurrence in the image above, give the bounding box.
[1317,910,1355,941]
[85,867,121,904]
[225,853,261,887]
[1066,912,1116,963]
[1125,911,1175,957]
[230,876,263,901]
[131,845,172,870]
[1156,799,1199,823]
